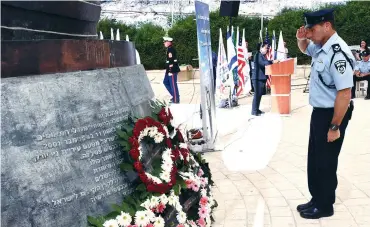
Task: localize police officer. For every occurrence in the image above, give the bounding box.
[163,36,180,103]
[352,49,370,100]
[296,8,355,219]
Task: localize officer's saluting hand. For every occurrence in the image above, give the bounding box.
[295,8,355,220]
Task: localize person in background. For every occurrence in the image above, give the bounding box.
[251,42,278,116]
[355,40,369,61]
[163,36,180,103]
[352,50,370,100]
[284,41,289,59]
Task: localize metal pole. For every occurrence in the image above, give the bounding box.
[171,0,174,26]
[261,0,264,33]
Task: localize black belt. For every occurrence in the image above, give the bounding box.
[313,107,334,111]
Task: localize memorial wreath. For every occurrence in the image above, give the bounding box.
[88,100,217,227]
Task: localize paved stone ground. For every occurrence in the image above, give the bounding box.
[148,72,370,227]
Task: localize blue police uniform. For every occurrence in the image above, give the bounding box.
[163,36,180,103]
[351,50,370,99]
[298,8,355,219]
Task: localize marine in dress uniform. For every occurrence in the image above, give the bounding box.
[296,8,355,219]
[163,36,180,103]
[351,50,370,99]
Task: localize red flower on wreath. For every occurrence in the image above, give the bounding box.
[129,148,140,161]
[176,128,185,142]
[126,116,180,194]
[157,107,173,126]
[166,139,173,149]
[134,161,143,172]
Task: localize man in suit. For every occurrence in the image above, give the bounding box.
[251,42,278,116]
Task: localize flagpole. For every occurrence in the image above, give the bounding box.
[260,0,264,34]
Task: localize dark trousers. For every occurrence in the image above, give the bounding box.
[163,72,180,103]
[307,106,351,211]
[351,75,370,98]
[251,79,266,114]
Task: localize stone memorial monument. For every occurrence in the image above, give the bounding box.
[1,1,153,226]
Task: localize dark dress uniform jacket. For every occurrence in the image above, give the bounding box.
[252,52,273,80]
[165,46,180,74]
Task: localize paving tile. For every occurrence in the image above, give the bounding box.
[226,173,246,181]
[269,206,294,217]
[343,198,370,206]
[272,182,298,191]
[225,208,248,220]
[224,199,246,210]
[223,220,247,227]
[270,217,295,227]
[320,219,358,227]
[240,187,261,196]
[259,188,282,198]
[280,190,305,200]
[252,180,275,189]
[247,214,271,225]
[265,197,288,207]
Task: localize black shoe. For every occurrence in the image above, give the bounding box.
[257,110,265,115]
[300,207,334,219]
[297,200,315,212]
[365,96,370,100]
[251,112,262,116]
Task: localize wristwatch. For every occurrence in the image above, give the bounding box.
[329,124,339,131]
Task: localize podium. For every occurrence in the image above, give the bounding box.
[265,58,295,115]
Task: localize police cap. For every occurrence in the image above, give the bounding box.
[304,8,335,29]
[361,49,370,57]
[163,36,173,42]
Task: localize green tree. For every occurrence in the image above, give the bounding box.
[134,23,166,69]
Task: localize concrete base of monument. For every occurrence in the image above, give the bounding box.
[1,65,155,227]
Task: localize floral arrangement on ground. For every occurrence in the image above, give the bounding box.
[87,100,217,227]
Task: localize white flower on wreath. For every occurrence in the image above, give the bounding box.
[159,194,168,205]
[149,129,157,138]
[153,216,165,227]
[159,171,171,183]
[116,212,132,227]
[200,188,207,197]
[103,219,119,227]
[146,173,162,184]
[179,143,188,149]
[134,211,150,227]
[154,133,164,143]
[150,196,159,208]
[176,211,187,224]
[141,199,151,210]
[206,216,211,227]
[145,210,156,222]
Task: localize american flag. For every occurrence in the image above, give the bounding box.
[265,28,273,88]
[236,27,246,96]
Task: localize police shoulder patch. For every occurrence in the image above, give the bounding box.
[334,60,346,74]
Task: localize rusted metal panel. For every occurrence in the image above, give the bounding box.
[57,40,110,73]
[1,40,137,78]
